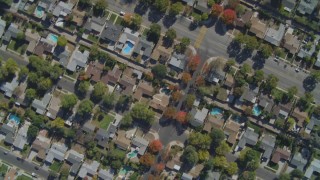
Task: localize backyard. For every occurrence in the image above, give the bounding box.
[7,40,28,55]
[92,113,114,130]
[49,161,63,172]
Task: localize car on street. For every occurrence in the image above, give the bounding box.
[32,173,37,177]
[120,11,125,16]
[4,151,8,155]
[274,56,279,62]
[295,68,300,72]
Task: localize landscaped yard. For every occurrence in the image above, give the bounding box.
[109,13,117,23]
[7,40,28,55]
[267,161,279,170]
[88,34,99,43]
[115,17,123,25]
[21,145,31,158]
[0,140,11,150]
[92,113,114,130]
[0,164,8,176]
[16,174,33,180]
[65,70,78,79]
[247,122,262,135]
[49,161,63,172]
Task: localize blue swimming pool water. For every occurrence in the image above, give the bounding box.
[35,6,44,18]
[211,108,223,116]
[9,114,20,125]
[252,104,262,116]
[127,150,138,158]
[48,34,58,44]
[122,41,134,55]
[161,88,171,95]
[119,166,131,176]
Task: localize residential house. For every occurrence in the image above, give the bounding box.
[132,38,154,60]
[33,38,56,57]
[224,74,235,89]
[38,0,55,12]
[206,61,226,84]
[166,155,182,171]
[239,86,259,104]
[116,28,140,55]
[98,169,114,180]
[259,134,276,160]
[32,93,52,115]
[182,173,193,180]
[315,51,320,67]
[0,124,16,145]
[25,29,41,54]
[100,21,123,47]
[249,13,267,39]
[297,0,318,15]
[54,47,71,67]
[271,147,291,163]
[237,128,259,150]
[72,9,86,27]
[181,0,195,6]
[78,160,100,179]
[150,36,173,63]
[84,17,106,35]
[2,23,21,44]
[31,138,51,161]
[282,0,296,12]
[13,122,29,151]
[15,82,28,106]
[45,142,68,164]
[273,102,293,119]
[82,122,96,134]
[149,93,170,114]
[305,159,320,179]
[297,41,316,59]
[67,50,89,72]
[133,81,154,101]
[264,24,286,46]
[0,18,6,38]
[105,114,122,140]
[258,94,274,113]
[101,65,122,87]
[193,1,211,14]
[291,107,308,127]
[0,76,19,98]
[52,1,73,17]
[203,115,225,133]
[118,75,136,95]
[95,128,109,149]
[131,136,149,155]
[224,120,241,145]
[65,149,84,176]
[283,27,301,54]
[290,149,309,171]
[190,108,209,127]
[46,95,61,119]
[306,115,320,134]
[114,130,131,151]
[168,52,186,72]
[235,11,253,28]
[85,61,104,83]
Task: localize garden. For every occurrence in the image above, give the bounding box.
[92,112,114,130]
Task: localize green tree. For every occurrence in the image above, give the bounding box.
[103,93,117,109]
[50,117,65,128]
[57,36,67,47]
[78,81,90,94]
[61,94,78,110]
[227,162,238,175]
[210,127,225,147]
[4,58,18,75]
[77,99,94,116]
[175,37,190,53]
[38,78,52,91]
[151,64,167,79]
[131,14,142,29]
[253,70,264,85]
[297,92,314,110]
[147,23,161,43]
[198,150,210,161]
[27,125,39,141]
[239,63,252,74]
[239,149,260,171]
[121,113,133,128]
[169,2,184,16]
[263,74,279,92]
[278,173,290,180]
[93,0,107,16]
[164,28,177,45]
[18,66,29,81]
[212,156,228,170]
[153,0,169,12]
[284,86,297,102]
[188,132,211,149]
[290,169,304,179]
[311,70,320,82]
[244,35,259,50]
[185,94,196,109]
[115,95,131,111]
[92,82,107,100]
[215,141,231,155]
[181,146,199,166]
[16,32,25,41]
[259,44,273,58]
[239,171,256,180]
[25,88,37,101]
[313,105,320,117]
[131,102,155,125]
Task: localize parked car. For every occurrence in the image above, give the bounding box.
[120,11,125,16]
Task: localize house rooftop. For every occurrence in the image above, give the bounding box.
[98,169,114,180]
[85,61,104,83]
[306,115,320,133]
[264,24,286,46]
[224,120,241,144]
[168,53,186,71]
[181,173,193,180]
[283,28,301,54]
[101,65,122,86]
[291,151,309,171]
[45,142,68,163]
[132,136,149,155]
[236,11,253,27]
[305,159,320,179]
[238,128,259,149]
[297,0,318,15]
[0,76,19,97]
[249,14,267,39]
[282,0,296,11]
[46,95,61,119]
[292,107,308,127]
[84,17,106,33]
[67,50,89,72]
[32,93,52,115]
[52,1,73,17]
[100,21,123,42]
[133,81,154,101]
[190,108,209,127]
[260,134,276,159]
[258,94,274,113]
[149,93,170,112]
[78,160,100,178]
[118,75,136,95]
[95,128,109,148]
[0,18,6,38]
[271,147,291,163]
[203,115,225,133]
[133,38,154,58]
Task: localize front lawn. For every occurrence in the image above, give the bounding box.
[267,161,279,170]
[115,17,123,25]
[0,140,11,150]
[92,113,114,130]
[21,145,31,158]
[109,13,117,23]
[16,174,33,180]
[49,161,63,172]
[0,164,8,176]
[7,40,28,55]
[87,34,98,43]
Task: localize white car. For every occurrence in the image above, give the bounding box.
[120,11,125,16]
[274,56,279,62]
[295,68,300,72]
[32,173,37,177]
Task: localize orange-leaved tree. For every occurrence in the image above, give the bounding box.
[221,9,236,25]
[163,107,177,119]
[188,55,201,72]
[181,72,192,84]
[171,91,182,102]
[176,111,188,124]
[149,139,163,153]
[211,4,223,17]
[140,153,155,167]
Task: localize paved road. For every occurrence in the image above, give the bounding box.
[0,49,29,66]
[0,148,49,179]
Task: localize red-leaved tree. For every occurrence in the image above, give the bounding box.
[188,55,201,72]
[211,4,224,17]
[176,111,187,124]
[149,140,163,153]
[195,76,205,86]
[155,163,165,173]
[222,9,236,25]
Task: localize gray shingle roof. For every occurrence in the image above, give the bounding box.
[305,159,320,179]
[67,50,89,71]
[132,136,149,155]
[98,169,114,180]
[190,108,209,127]
[95,128,109,148]
[78,161,100,178]
[100,21,123,42]
[168,53,186,70]
[182,173,193,180]
[0,19,6,38]
[297,0,318,15]
[0,76,19,97]
[264,24,286,46]
[306,115,320,132]
[0,124,15,135]
[238,128,259,149]
[45,143,68,163]
[31,93,52,115]
[133,38,154,58]
[52,2,73,17]
[282,0,296,10]
[291,151,309,171]
[260,135,276,159]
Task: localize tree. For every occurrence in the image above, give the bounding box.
[239,63,252,75]
[259,44,273,58]
[153,0,169,13]
[195,76,205,86]
[244,35,259,50]
[221,9,236,25]
[27,125,39,141]
[4,58,18,75]
[16,32,25,42]
[215,141,231,155]
[25,88,37,101]
[92,82,107,100]
[38,78,52,91]
[181,72,192,84]
[154,163,165,173]
[164,28,177,45]
[123,13,142,30]
[210,128,225,147]
[57,36,67,47]
[227,162,238,175]
[314,106,320,117]
[147,23,161,43]
[188,55,201,72]
[50,117,65,128]
[185,94,196,109]
[278,173,290,180]
[290,169,304,179]
[140,153,155,167]
[198,150,210,161]
[181,146,198,166]
[61,94,78,110]
[78,81,90,94]
[163,107,176,119]
[212,156,228,170]
[169,2,184,16]
[18,66,29,81]
[176,111,188,124]
[284,86,297,102]
[121,113,133,128]
[151,64,167,79]
[171,91,182,102]
[253,70,264,85]
[103,93,117,109]
[263,74,279,92]
[211,4,223,17]
[77,99,94,116]
[93,0,107,16]
[149,140,163,153]
[175,37,190,53]
[131,102,155,125]
[239,149,260,171]
[311,70,320,82]
[188,132,211,149]
[115,95,131,111]
[297,92,314,110]
[239,171,256,180]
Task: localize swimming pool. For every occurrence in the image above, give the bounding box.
[34,6,44,18]
[119,166,131,176]
[211,108,223,116]
[9,114,20,125]
[161,88,171,95]
[121,41,134,55]
[127,150,138,159]
[252,104,262,116]
[47,33,58,44]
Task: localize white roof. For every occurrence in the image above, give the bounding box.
[67,50,89,71]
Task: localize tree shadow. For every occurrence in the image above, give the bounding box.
[215,20,227,36]
[203,17,217,28]
[251,52,266,70]
[303,76,317,92]
[148,7,165,23]
[189,22,198,31]
[134,2,149,16]
[162,15,177,28]
[235,48,253,64]
[227,41,241,58]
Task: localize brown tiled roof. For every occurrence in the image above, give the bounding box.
[149,93,170,112]
[85,61,104,82]
[101,66,122,85]
[224,74,234,88]
[133,82,154,101]
[208,115,224,129]
[114,130,131,150]
[273,102,293,116]
[122,67,134,77]
[271,147,291,163]
[283,33,300,54]
[118,76,135,95]
[34,41,54,56]
[249,17,267,39]
[235,11,253,27]
[224,120,241,145]
[37,149,46,160]
[292,107,308,127]
[32,139,50,152]
[72,9,85,26]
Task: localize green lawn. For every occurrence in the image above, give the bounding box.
[142,28,149,37]
[0,140,11,150]
[21,145,31,158]
[92,113,114,129]
[0,164,8,176]
[16,174,33,180]
[7,40,28,55]
[49,161,63,172]
[104,11,110,18]
[109,13,117,23]
[88,34,98,43]
[115,17,123,25]
[247,122,261,135]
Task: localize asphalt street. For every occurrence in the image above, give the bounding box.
[0,148,49,179]
[0,49,29,66]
